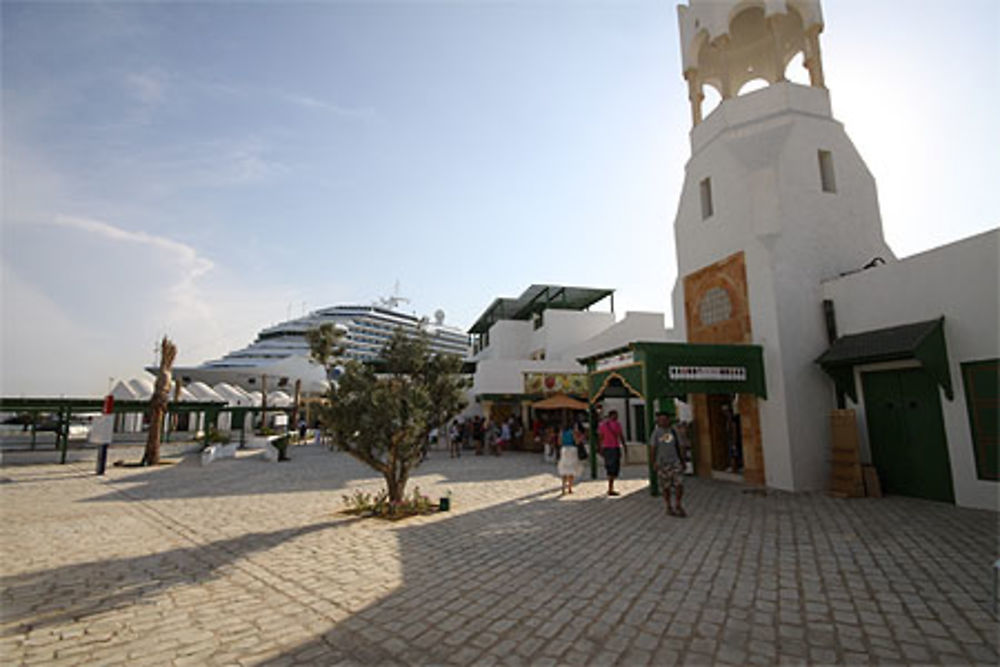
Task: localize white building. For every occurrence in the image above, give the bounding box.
[466,284,673,441]
[650,0,998,509]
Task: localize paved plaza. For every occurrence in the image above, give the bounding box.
[1,442,997,666]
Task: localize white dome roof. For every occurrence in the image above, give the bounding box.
[110,380,139,401]
[187,382,224,402]
[266,391,292,407]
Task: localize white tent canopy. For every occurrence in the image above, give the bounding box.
[127,376,155,400]
[213,382,251,406]
[110,380,139,401]
[186,382,224,403]
[266,391,293,407]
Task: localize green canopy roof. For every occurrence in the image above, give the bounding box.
[816,317,953,402]
[581,340,768,401]
[469,284,613,334]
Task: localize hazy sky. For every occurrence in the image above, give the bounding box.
[2,0,998,396]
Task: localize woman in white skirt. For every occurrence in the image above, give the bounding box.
[558,423,583,495]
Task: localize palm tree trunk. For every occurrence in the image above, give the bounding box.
[142,337,177,466]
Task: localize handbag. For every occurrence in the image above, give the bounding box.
[576,443,588,460]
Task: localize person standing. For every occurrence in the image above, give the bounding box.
[598,410,626,496]
[497,418,511,456]
[557,423,582,495]
[473,416,484,455]
[449,420,462,458]
[483,418,497,456]
[651,410,687,517]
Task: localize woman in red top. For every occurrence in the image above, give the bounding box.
[597,410,626,496]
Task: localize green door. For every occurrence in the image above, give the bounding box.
[862,368,955,503]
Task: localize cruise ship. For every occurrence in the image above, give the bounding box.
[171,302,470,395]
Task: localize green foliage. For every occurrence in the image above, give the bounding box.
[341,486,435,519]
[306,323,346,369]
[205,427,231,445]
[314,327,468,502]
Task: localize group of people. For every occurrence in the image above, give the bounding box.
[532,408,690,516]
[446,407,693,517]
[597,409,690,517]
[446,415,524,458]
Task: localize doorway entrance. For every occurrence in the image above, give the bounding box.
[861,367,954,503]
[706,394,731,471]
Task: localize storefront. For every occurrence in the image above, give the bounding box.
[580,341,767,495]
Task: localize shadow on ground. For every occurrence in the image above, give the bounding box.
[253,477,999,666]
[0,520,347,637]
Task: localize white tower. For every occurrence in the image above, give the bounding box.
[670,0,895,491]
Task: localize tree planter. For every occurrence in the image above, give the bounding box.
[200,442,238,466]
[245,434,288,462]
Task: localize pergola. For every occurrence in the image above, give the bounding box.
[469,284,614,337]
[0,396,295,463]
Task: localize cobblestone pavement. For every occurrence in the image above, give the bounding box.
[1,442,997,666]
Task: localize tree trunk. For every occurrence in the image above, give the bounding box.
[291,379,301,439]
[142,337,177,466]
[385,470,405,504]
[260,374,268,431]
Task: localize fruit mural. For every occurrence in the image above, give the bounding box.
[523,373,588,396]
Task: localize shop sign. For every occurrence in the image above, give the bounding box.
[524,372,588,396]
[594,352,635,372]
[668,365,747,381]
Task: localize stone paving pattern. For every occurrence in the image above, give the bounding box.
[1,442,997,665]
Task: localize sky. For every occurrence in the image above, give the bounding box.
[2,0,998,396]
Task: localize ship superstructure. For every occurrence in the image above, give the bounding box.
[173,304,470,394]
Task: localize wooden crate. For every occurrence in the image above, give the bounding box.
[829,409,864,498]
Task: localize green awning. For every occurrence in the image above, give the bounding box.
[815,317,953,402]
[581,341,767,401]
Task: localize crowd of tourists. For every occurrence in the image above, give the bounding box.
[445,415,525,458]
[442,406,704,518]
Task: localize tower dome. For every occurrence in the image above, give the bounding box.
[678,0,826,125]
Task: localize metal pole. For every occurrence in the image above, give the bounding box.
[59,406,69,464]
[30,411,37,450]
[647,398,659,497]
[589,407,598,480]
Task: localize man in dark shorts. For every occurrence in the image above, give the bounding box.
[651,410,687,517]
[598,410,626,496]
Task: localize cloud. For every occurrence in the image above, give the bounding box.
[1,214,334,396]
[51,215,212,277]
[125,71,166,106]
[1,216,217,395]
[280,92,374,119]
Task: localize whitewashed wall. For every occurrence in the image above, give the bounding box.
[823,229,1000,510]
[671,82,895,492]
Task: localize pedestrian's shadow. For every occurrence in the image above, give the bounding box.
[0,519,348,637]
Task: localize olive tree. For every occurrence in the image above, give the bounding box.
[312,326,467,502]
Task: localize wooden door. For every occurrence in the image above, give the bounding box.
[862,369,954,503]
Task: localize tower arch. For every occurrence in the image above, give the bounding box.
[677,0,825,126]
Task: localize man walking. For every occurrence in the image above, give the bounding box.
[598,409,626,496]
[651,410,687,517]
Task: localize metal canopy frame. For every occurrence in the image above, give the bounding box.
[468,284,614,334]
[0,396,296,463]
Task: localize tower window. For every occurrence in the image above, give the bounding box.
[818,150,836,193]
[700,177,714,219]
